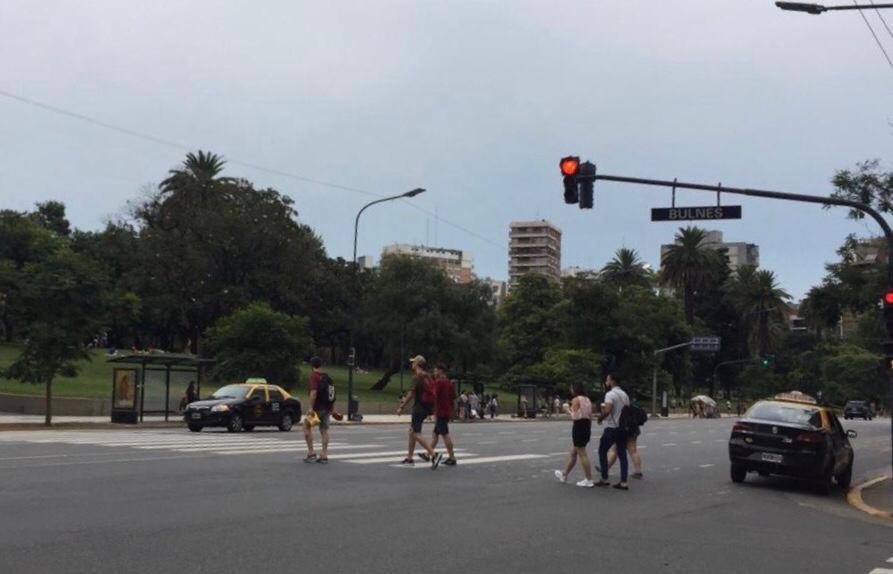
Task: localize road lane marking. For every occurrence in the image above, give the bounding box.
[357,452,477,465]
[662,443,677,446]
[869,569,893,574]
[691,441,703,444]
[393,454,546,468]
[699,464,714,468]
[177,444,385,454]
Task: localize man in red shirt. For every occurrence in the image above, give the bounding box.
[430,363,457,466]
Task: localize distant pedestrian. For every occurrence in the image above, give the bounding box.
[304,356,335,463]
[469,392,480,421]
[596,372,630,489]
[553,396,561,415]
[430,364,457,466]
[397,355,442,468]
[179,380,198,411]
[554,383,594,488]
[459,391,469,420]
[488,394,498,419]
[520,395,529,418]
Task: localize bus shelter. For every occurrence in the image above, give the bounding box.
[107,354,216,424]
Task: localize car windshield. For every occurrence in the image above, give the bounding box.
[747,402,821,427]
[211,385,250,399]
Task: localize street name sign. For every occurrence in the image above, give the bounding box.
[691,336,721,352]
[651,205,742,221]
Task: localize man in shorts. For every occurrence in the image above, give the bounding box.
[430,363,457,466]
[397,355,442,469]
[303,356,332,463]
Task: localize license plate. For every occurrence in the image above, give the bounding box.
[191,412,201,420]
[761,453,783,464]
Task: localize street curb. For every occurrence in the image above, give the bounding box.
[847,475,893,521]
[0,422,183,431]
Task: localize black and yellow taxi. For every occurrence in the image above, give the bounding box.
[184,378,302,433]
[728,391,857,494]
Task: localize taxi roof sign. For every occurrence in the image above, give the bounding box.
[245,377,269,384]
[772,391,817,405]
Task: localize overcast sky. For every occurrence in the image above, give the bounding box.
[1,1,891,299]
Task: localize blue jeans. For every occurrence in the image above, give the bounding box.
[599,427,628,482]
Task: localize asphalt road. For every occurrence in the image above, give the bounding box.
[0,416,890,574]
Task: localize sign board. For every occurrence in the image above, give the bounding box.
[691,336,721,352]
[651,205,741,222]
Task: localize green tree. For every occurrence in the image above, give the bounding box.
[829,159,893,220]
[31,201,71,237]
[529,349,603,391]
[725,266,791,357]
[661,226,726,324]
[820,344,884,405]
[601,248,652,290]
[499,274,563,377]
[4,247,108,425]
[205,302,313,391]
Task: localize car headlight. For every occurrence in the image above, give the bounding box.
[211,404,230,413]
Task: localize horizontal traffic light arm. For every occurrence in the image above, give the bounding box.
[593,172,893,283]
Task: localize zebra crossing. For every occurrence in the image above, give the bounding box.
[0,430,551,468]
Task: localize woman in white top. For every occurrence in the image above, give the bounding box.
[554,382,594,488]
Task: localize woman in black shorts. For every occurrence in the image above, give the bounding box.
[554,383,594,488]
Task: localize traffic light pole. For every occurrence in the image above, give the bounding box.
[591,172,893,476]
[652,341,693,417]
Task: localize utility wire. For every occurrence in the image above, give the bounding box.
[854,0,893,71]
[0,88,507,252]
[868,0,893,39]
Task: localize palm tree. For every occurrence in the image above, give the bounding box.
[601,248,652,290]
[726,266,791,356]
[660,226,725,323]
[160,151,231,204]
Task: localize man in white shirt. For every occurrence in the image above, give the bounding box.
[596,372,630,490]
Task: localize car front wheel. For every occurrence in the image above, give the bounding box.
[279,413,294,432]
[836,459,853,489]
[731,463,746,483]
[227,413,244,433]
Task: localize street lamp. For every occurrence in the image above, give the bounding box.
[347,187,426,420]
[775,1,893,13]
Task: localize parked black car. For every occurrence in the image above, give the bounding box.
[184,380,302,433]
[728,393,856,494]
[843,400,874,420]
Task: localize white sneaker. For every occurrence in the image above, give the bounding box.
[554,470,567,483]
[576,479,595,488]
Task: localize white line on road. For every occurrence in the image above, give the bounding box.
[662,443,677,446]
[395,454,547,468]
[868,569,893,574]
[699,464,714,468]
[691,441,703,444]
[176,444,384,454]
[356,452,477,465]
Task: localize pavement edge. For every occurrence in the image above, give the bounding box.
[847,475,893,521]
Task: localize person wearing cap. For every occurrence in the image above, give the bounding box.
[397,355,442,468]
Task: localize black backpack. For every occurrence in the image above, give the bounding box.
[618,404,646,433]
[317,373,336,409]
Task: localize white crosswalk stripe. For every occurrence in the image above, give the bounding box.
[0,431,561,470]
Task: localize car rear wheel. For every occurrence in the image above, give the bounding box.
[731,463,746,483]
[279,413,294,432]
[188,424,202,433]
[836,460,853,489]
[227,413,244,433]
[243,425,255,432]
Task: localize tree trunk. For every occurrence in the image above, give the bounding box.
[44,377,53,426]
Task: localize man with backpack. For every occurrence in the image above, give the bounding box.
[397,355,442,469]
[601,392,647,479]
[303,356,335,464]
[430,363,457,466]
[596,372,630,489]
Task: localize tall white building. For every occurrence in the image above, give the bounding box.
[509,220,562,287]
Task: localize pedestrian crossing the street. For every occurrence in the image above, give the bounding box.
[0,430,553,469]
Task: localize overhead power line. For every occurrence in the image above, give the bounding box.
[869,0,893,39]
[0,88,507,252]
[854,0,893,71]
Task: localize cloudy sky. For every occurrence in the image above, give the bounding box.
[1,1,891,298]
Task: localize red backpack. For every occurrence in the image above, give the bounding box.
[420,376,437,409]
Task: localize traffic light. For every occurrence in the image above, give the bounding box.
[560,156,580,204]
[578,161,596,209]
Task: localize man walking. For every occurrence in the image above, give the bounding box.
[397,355,442,468]
[304,356,334,463]
[596,372,630,489]
[430,363,457,466]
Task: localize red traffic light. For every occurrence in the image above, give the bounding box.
[884,290,893,306]
[560,156,580,176]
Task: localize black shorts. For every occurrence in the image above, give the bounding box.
[411,410,428,434]
[572,419,592,448]
[628,426,640,441]
[434,416,450,436]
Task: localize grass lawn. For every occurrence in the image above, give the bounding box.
[0,345,509,414]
